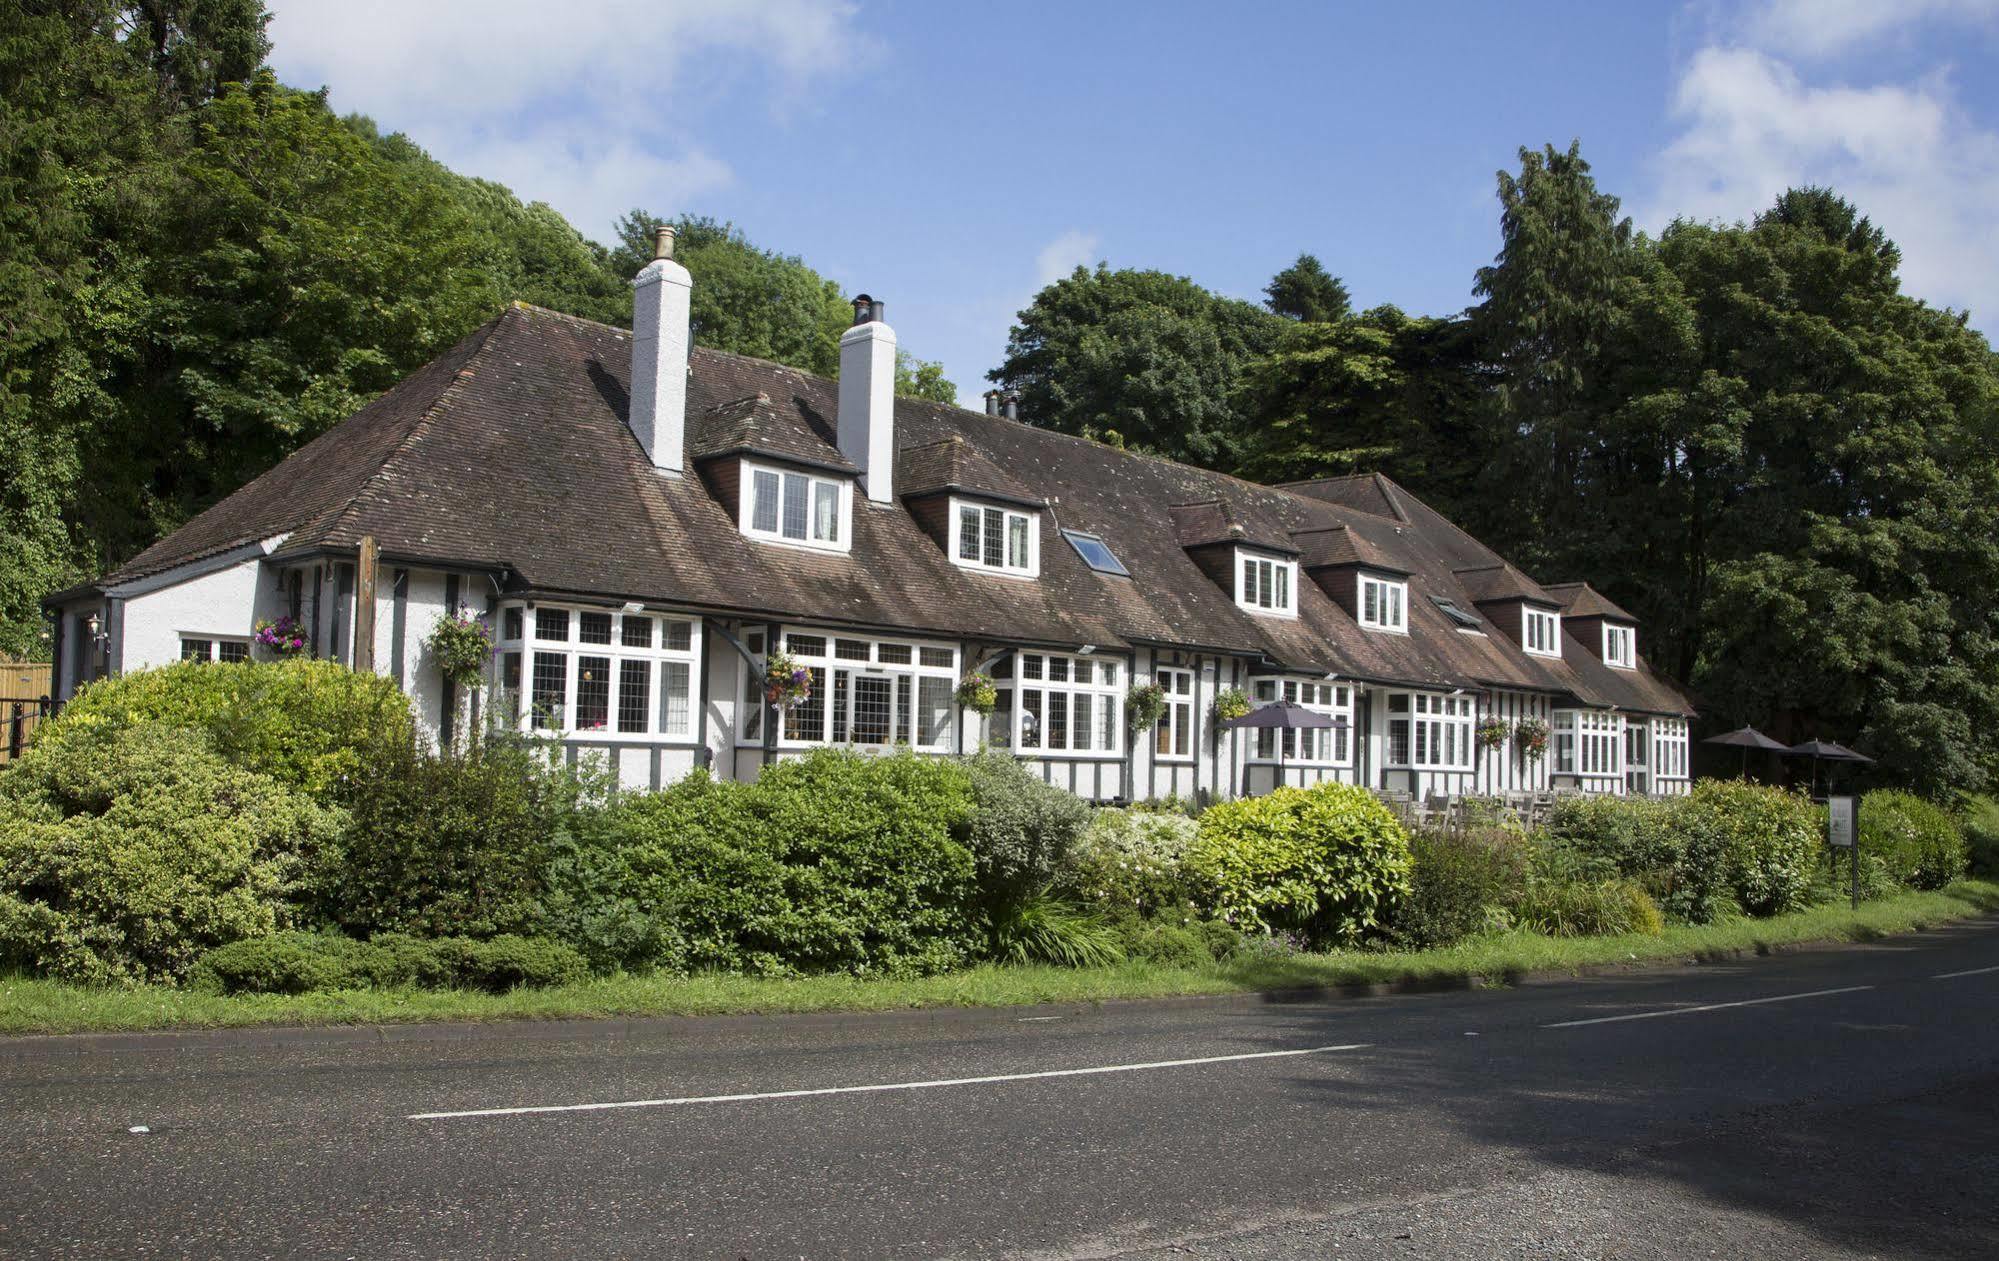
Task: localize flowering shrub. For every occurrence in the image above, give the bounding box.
[253,615,307,657]
[762,649,811,709]
[955,673,997,715]
[1859,790,1968,890]
[1475,716,1509,751]
[1212,687,1251,723]
[1058,808,1201,920]
[1126,682,1167,732]
[427,607,493,689]
[1514,716,1550,761]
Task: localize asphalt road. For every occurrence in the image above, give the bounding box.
[4,921,1998,1260]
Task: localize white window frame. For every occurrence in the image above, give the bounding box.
[1236,550,1298,618]
[740,630,958,752]
[1602,622,1636,669]
[740,458,852,553]
[1522,607,1563,657]
[1555,708,1626,779]
[1358,573,1409,633]
[179,635,250,663]
[1153,666,1196,762]
[1247,677,1353,766]
[1384,691,1475,770]
[1653,716,1690,781]
[499,602,702,741]
[948,496,1040,578]
[990,650,1123,759]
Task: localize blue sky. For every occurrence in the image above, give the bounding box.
[270,1,1999,400]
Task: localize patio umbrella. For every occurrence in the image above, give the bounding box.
[1223,700,1346,793]
[1787,739,1874,797]
[1702,725,1789,777]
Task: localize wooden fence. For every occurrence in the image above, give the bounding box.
[1,660,52,765]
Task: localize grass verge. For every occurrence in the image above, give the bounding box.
[5,880,1996,1037]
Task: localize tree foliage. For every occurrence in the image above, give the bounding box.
[1265,253,1351,323]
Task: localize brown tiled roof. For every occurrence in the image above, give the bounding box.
[94,303,1693,716]
[898,435,1040,507]
[1454,562,1557,606]
[1293,524,1411,575]
[1544,581,1637,621]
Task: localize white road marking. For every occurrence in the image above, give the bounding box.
[1544,985,1873,1029]
[1017,1016,1062,1022]
[1933,965,1999,980]
[407,1043,1372,1121]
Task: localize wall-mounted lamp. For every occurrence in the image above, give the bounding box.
[1077,644,1097,655]
[84,612,107,647]
[621,601,645,615]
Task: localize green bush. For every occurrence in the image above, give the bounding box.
[1392,827,1532,948]
[1542,795,1680,881]
[1860,790,1969,890]
[1117,921,1211,968]
[1515,878,1663,938]
[1186,782,1413,946]
[1962,795,1999,878]
[962,750,1092,903]
[1677,781,1822,919]
[191,931,587,995]
[330,731,598,940]
[543,750,979,977]
[0,725,345,984]
[1057,808,1201,919]
[40,659,414,798]
[987,889,1123,967]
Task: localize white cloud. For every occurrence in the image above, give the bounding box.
[1034,230,1102,286]
[265,0,864,238]
[1739,0,1999,60]
[1646,44,1999,324]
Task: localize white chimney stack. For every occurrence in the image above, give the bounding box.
[838,294,897,503]
[629,224,692,475]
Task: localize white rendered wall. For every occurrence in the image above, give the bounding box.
[116,557,282,673]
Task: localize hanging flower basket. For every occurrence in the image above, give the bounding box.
[1475,715,1510,752]
[428,607,494,689]
[1212,686,1252,724]
[1514,716,1550,762]
[955,673,997,715]
[252,615,307,658]
[763,649,811,710]
[1125,681,1168,733]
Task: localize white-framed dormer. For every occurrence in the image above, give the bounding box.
[1523,606,1563,658]
[949,497,1040,578]
[739,458,852,553]
[1237,549,1298,618]
[1602,622,1635,669]
[1357,572,1408,634]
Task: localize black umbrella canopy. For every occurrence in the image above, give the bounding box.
[1789,739,1874,764]
[1703,725,1790,752]
[1223,699,1345,730]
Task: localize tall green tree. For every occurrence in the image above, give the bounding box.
[1265,254,1351,323]
[989,264,1284,466]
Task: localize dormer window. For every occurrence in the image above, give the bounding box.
[1603,623,1635,669]
[1237,551,1297,617]
[1358,573,1407,632]
[742,460,850,552]
[1523,607,1562,657]
[951,498,1038,576]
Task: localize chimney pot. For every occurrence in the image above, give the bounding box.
[1002,392,1020,422]
[983,389,1001,416]
[652,224,676,261]
[851,293,877,326]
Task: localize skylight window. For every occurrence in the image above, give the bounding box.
[1431,596,1481,630]
[1063,529,1129,576]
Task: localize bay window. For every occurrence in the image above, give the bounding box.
[1248,678,1352,764]
[1554,709,1625,778]
[1236,551,1297,617]
[744,631,957,751]
[741,460,849,551]
[499,603,700,739]
[1154,667,1196,761]
[1359,574,1407,632]
[1603,622,1635,669]
[951,498,1038,576]
[992,650,1122,756]
[1385,691,1474,770]
[1523,607,1562,657]
[1654,717,1689,780]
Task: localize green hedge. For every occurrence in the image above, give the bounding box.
[1058,807,1201,920]
[1393,827,1533,948]
[191,931,588,995]
[1186,782,1412,946]
[0,724,345,984]
[1860,790,1969,890]
[1964,796,1999,878]
[41,659,414,798]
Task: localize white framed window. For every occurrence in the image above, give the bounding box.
[180,636,250,663]
[1237,550,1297,617]
[1384,691,1474,770]
[990,650,1122,758]
[1625,719,1650,795]
[741,459,851,552]
[1654,717,1690,780]
[1153,667,1196,761]
[742,630,957,751]
[1603,622,1635,669]
[1358,574,1408,633]
[1555,709,1626,778]
[498,603,701,740]
[950,498,1039,577]
[1247,678,1352,765]
[1523,607,1562,657]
